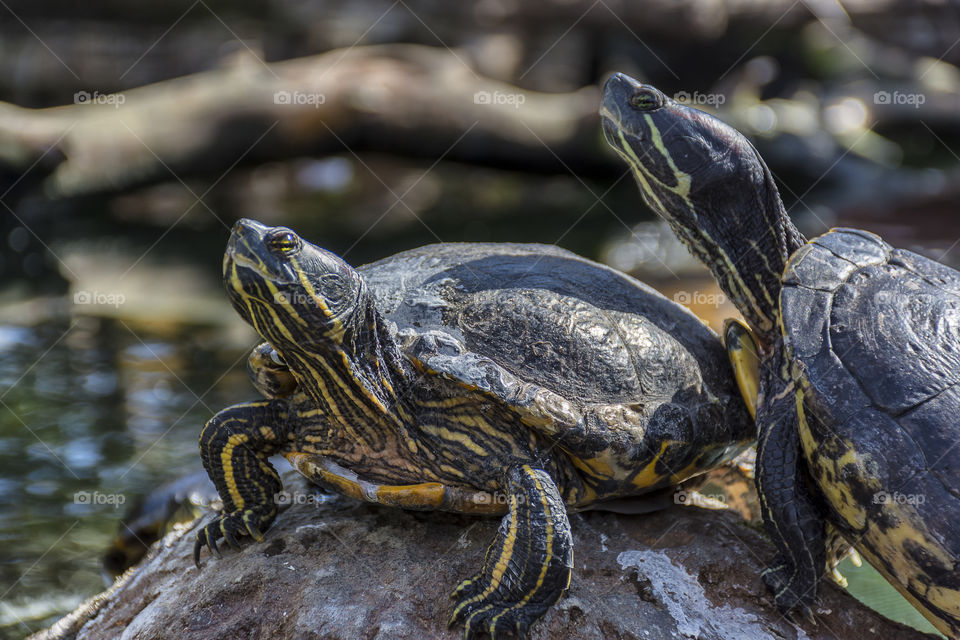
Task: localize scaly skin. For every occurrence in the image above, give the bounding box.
[193,218,753,639]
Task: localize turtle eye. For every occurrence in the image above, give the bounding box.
[629,89,663,112]
[265,228,302,257]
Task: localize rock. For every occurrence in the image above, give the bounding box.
[33,473,936,640]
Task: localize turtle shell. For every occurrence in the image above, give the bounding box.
[781,228,960,630]
[357,242,753,499]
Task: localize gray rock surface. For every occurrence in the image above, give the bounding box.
[34,474,937,640]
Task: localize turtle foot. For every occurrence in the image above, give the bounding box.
[448,465,572,639]
[449,584,548,639]
[193,506,276,567]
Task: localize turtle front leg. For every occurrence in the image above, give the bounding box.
[756,361,825,620]
[194,400,288,565]
[449,465,573,639]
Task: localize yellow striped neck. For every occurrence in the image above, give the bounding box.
[610,119,805,342]
[285,304,406,429]
[667,163,806,343]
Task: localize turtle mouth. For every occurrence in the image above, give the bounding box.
[599,72,636,123]
[599,103,620,126]
[600,114,625,145]
[224,245,260,273]
[599,92,642,149]
[223,241,262,288]
[224,224,256,276]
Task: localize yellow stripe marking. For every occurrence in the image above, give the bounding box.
[221,433,250,509]
[453,497,519,618]
[724,319,760,420]
[338,350,388,413]
[615,122,772,333]
[645,115,692,199]
[258,426,276,440]
[285,453,506,514]
[422,424,488,457]
[490,466,555,627]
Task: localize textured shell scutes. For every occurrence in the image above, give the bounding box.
[779,229,960,635]
[357,241,751,495]
[811,227,889,266]
[782,228,889,293]
[780,228,894,392]
[413,337,539,408]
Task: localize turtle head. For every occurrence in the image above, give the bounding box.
[224,219,368,356]
[601,73,805,339]
[600,74,753,220]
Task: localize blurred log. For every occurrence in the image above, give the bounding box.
[0,44,609,198]
[2,39,958,229]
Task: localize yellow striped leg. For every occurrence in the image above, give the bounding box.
[194,400,286,565]
[449,465,573,639]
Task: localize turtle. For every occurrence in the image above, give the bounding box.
[193,218,754,638]
[600,71,960,637]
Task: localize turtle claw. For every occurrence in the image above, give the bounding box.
[193,507,276,566]
[222,521,242,552]
[208,529,222,557]
[193,529,210,567]
[194,518,226,566]
[244,518,264,543]
[849,549,862,567]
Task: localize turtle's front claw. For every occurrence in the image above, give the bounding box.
[194,519,220,566]
[193,507,276,567]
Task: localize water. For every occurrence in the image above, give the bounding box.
[0,317,256,637]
